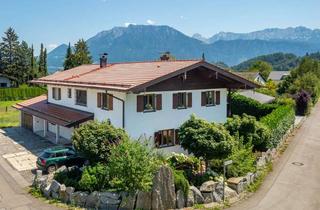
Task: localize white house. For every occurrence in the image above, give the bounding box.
[14,55,258,153]
[235,72,266,85]
[0,74,15,88]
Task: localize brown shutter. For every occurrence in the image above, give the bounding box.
[97,93,102,108]
[154,131,161,148]
[187,93,192,108]
[175,129,180,145]
[156,94,162,110]
[58,88,61,100]
[173,93,178,109]
[201,92,206,106]
[108,94,113,110]
[137,95,144,112]
[216,91,221,105]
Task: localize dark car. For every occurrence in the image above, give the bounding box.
[36,146,87,173]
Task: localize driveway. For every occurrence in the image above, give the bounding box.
[228,103,320,210]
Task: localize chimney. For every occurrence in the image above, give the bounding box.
[160,51,171,61]
[100,53,108,68]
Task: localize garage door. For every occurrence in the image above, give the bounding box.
[21,112,33,131]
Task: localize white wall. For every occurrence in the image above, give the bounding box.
[33,116,44,132]
[0,77,11,87]
[125,88,227,143]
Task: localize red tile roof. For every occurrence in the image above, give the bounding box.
[13,95,94,127]
[31,60,259,91]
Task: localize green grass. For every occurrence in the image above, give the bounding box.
[0,100,22,128]
[246,162,273,193]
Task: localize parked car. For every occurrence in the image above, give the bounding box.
[36,146,87,173]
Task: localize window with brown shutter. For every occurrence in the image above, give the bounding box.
[215,91,221,105]
[155,129,180,148]
[108,94,113,110]
[202,91,216,106]
[172,93,178,109]
[156,94,162,110]
[201,92,206,106]
[97,93,102,108]
[154,131,161,148]
[187,93,192,108]
[137,95,144,112]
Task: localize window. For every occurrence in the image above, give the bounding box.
[0,83,7,88]
[52,87,61,100]
[55,152,66,158]
[201,90,220,106]
[177,92,187,108]
[154,129,180,148]
[75,90,87,106]
[67,88,72,98]
[97,92,113,110]
[144,94,155,111]
[137,94,162,112]
[173,92,192,109]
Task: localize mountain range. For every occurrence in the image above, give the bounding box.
[47,25,320,73]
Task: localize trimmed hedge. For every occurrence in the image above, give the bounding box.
[260,105,295,148]
[231,94,278,119]
[0,87,47,101]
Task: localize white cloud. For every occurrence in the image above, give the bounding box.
[146,19,156,25]
[47,44,58,50]
[124,22,136,27]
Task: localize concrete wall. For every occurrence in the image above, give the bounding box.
[33,116,44,132]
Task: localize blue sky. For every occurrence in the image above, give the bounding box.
[1,0,319,53]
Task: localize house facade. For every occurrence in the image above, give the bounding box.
[0,74,14,88]
[14,57,258,153]
[236,72,266,85]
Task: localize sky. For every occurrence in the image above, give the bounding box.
[1,0,319,54]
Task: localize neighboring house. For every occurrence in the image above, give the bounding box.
[14,55,258,153]
[0,74,15,88]
[268,71,290,83]
[236,72,266,85]
[238,90,275,104]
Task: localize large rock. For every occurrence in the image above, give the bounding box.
[227,177,246,194]
[176,190,186,208]
[200,181,218,192]
[55,165,67,174]
[51,191,59,200]
[186,189,194,207]
[119,192,136,210]
[63,187,75,203]
[58,184,68,203]
[212,182,223,202]
[85,191,100,209]
[224,186,238,200]
[202,192,214,203]
[151,166,176,210]
[189,186,204,204]
[71,191,88,207]
[136,191,151,210]
[99,191,121,209]
[49,180,61,194]
[42,184,51,198]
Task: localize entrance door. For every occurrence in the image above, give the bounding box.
[21,112,33,131]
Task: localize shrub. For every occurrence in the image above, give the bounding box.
[260,105,295,148]
[179,115,236,166]
[295,90,311,116]
[224,114,271,151]
[173,170,190,196]
[78,163,109,192]
[72,120,129,163]
[167,153,201,172]
[226,142,256,178]
[274,95,295,108]
[189,169,218,187]
[0,86,46,101]
[54,168,82,190]
[231,94,277,119]
[107,139,160,194]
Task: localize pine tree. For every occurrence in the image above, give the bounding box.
[63,42,74,70]
[38,43,45,76]
[17,41,32,83]
[43,48,47,76]
[73,39,92,66]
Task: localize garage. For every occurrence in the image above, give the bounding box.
[21,111,33,131]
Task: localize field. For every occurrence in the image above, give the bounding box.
[0,100,22,128]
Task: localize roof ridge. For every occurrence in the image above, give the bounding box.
[108,59,202,65]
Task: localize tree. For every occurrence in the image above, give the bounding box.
[38,43,45,76]
[249,61,272,80]
[63,43,74,70]
[73,39,92,66]
[178,115,236,167]
[71,120,129,163]
[295,90,311,116]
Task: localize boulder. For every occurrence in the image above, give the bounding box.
[64,187,75,203]
[189,186,204,204]
[119,192,136,210]
[35,176,48,189]
[176,190,186,208]
[55,165,67,174]
[71,191,88,207]
[99,191,121,209]
[58,184,67,203]
[202,192,214,203]
[212,182,223,202]
[136,191,151,210]
[151,166,176,210]
[49,180,61,194]
[200,181,217,192]
[85,191,100,209]
[51,191,59,200]
[42,184,51,198]
[227,177,246,194]
[224,186,238,200]
[186,189,194,207]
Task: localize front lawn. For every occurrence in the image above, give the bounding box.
[0,100,22,128]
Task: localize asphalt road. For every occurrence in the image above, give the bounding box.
[228,103,320,210]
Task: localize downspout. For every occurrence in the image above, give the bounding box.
[106,92,125,129]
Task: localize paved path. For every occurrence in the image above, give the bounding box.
[228,103,320,210]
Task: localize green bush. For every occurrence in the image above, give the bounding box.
[173,170,190,196]
[260,105,295,148]
[231,94,277,119]
[167,153,201,172]
[224,114,271,151]
[72,120,129,163]
[107,139,160,194]
[189,169,218,187]
[0,86,46,101]
[78,163,109,192]
[179,115,236,165]
[54,168,82,190]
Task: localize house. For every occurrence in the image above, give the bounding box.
[14,55,258,153]
[0,74,15,88]
[268,71,290,83]
[235,72,266,85]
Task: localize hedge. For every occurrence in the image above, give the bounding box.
[0,87,47,101]
[260,105,295,148]
[231,94,278,119]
